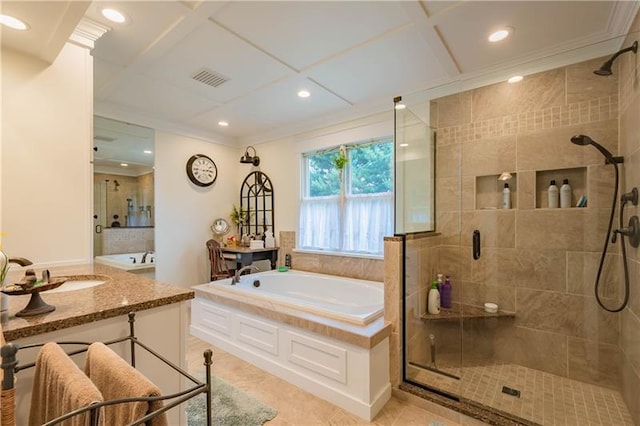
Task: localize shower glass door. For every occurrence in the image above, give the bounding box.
[396,98,464,399]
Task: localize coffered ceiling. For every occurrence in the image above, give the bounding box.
[2,1,638,147]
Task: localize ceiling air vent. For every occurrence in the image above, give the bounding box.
[191,68,229,88]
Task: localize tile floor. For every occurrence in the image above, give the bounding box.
[409,363,634,426]
[187,335,481,426]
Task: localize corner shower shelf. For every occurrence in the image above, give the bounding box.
[421,303,515,321]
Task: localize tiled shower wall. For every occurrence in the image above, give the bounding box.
[619,15,640,426]
[95,172,154,227]
[426,56,623,390]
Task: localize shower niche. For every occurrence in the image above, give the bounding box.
[475,173,518,210]
[535,167,586,208]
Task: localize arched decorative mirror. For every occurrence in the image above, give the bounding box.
[240,171,274,237]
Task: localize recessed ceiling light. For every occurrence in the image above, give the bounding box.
[0,14,29,30]
[143,150,152,154]
[218,121,229,127]
[399,143,409,147]
[488,27,513,43]
[120,163,129,167]
[395,103,406,110]
[508,75,523,83]
[101,8,129,24]
[297,90,310,98]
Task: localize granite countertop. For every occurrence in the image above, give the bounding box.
[1,263,193,341]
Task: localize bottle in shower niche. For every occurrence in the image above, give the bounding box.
[548,180,559,208]
[441,275,453,309]
[427,281,440,315]
[502,183,511,209]
[560,179,572,208]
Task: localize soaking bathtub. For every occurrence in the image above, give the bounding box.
[190,269,391,421]
[208,269,383,325]
[94,252,155,278]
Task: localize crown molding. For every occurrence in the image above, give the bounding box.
[70,17,111,50]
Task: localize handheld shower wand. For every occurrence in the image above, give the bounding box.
[570,135,637,312]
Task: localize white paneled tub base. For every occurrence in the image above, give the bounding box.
[190,298,391,421]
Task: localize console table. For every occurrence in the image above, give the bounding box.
[220,246,279,271]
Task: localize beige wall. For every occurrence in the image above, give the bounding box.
[619,14,640,425]
[1,42,93,266]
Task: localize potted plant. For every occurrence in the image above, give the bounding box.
[333,146,348,182]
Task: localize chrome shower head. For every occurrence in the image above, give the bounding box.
[570,134,616,163]
[594,41,638,76]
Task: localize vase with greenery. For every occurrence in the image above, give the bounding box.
[229,205,248,235]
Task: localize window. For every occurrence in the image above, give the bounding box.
[298,138,393,255]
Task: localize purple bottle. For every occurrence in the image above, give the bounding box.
[441,275,452,309]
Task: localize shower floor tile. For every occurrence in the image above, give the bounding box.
[409,363,634,426]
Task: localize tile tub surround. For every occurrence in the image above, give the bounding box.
[101,227,155,255]
[278,230,384,282]
[191,281,392,420]
[1,263,193,341]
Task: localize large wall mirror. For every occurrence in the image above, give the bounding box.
[239,171,274,238]
[93,116,155,259]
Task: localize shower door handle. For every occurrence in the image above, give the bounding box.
[473,230,481,260]
[95,224,102,234]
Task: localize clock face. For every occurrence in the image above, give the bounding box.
[186,154,217,187]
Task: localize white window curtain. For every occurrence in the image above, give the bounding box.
[343,193,393,254]
[298,193,393,255]
[298,196,341,251]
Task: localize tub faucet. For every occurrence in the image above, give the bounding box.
[141,251,154,264]
[231,265,258,285]
[8,257,33,267]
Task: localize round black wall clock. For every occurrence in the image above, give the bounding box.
[186,154,217,187]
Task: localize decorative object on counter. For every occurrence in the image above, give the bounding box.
[560,178,572,208]
[186,154,217,187]
[501,183,511,209]
[2,274,68,317]
[1,256,35,312]
[264,230,275,248]
[249,240,264,250]
[548,180,559,208]
[230,205,249,235]
[239,146,261,166]
[427,281,440,314]
[211,217,230,245]
[225,235,237,247]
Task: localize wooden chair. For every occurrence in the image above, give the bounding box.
[206,239,232,281]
